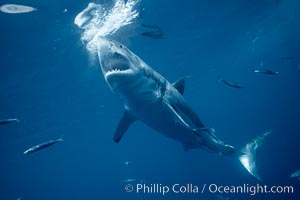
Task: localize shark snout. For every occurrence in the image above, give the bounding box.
[97,36,112,54]
[97,37,115,73]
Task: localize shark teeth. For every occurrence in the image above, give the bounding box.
[106,68,131,76]
[107,68,123,74]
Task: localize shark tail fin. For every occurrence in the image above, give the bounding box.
[238,130,271,180]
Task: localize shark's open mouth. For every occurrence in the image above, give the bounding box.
[105,64,131,77]
[108,63,130,72]
[102,52,131,74]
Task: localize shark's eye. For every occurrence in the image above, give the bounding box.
[119,45,123,48]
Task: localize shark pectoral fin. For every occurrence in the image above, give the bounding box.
[172,78,185,95]
[113,110,136,143]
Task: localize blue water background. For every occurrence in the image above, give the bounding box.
[1,0,300,199]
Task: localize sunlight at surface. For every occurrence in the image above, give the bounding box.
[74,0,140,54]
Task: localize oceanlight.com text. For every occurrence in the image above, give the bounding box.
[208,183,294,196]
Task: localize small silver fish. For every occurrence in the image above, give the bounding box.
[123,161,132,166]
[24,136,64,155]
[253,69,278,75]
[122,178,137,183]
[0,4,37,14]
[290,169,300,179]
[141,24,164,39]
[218,76,243,88]
[0,118,20,125]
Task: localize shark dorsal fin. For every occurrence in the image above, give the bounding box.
[172,78,185,95]
[113,110,136,143]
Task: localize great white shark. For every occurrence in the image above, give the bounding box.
[96,36,270,180]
